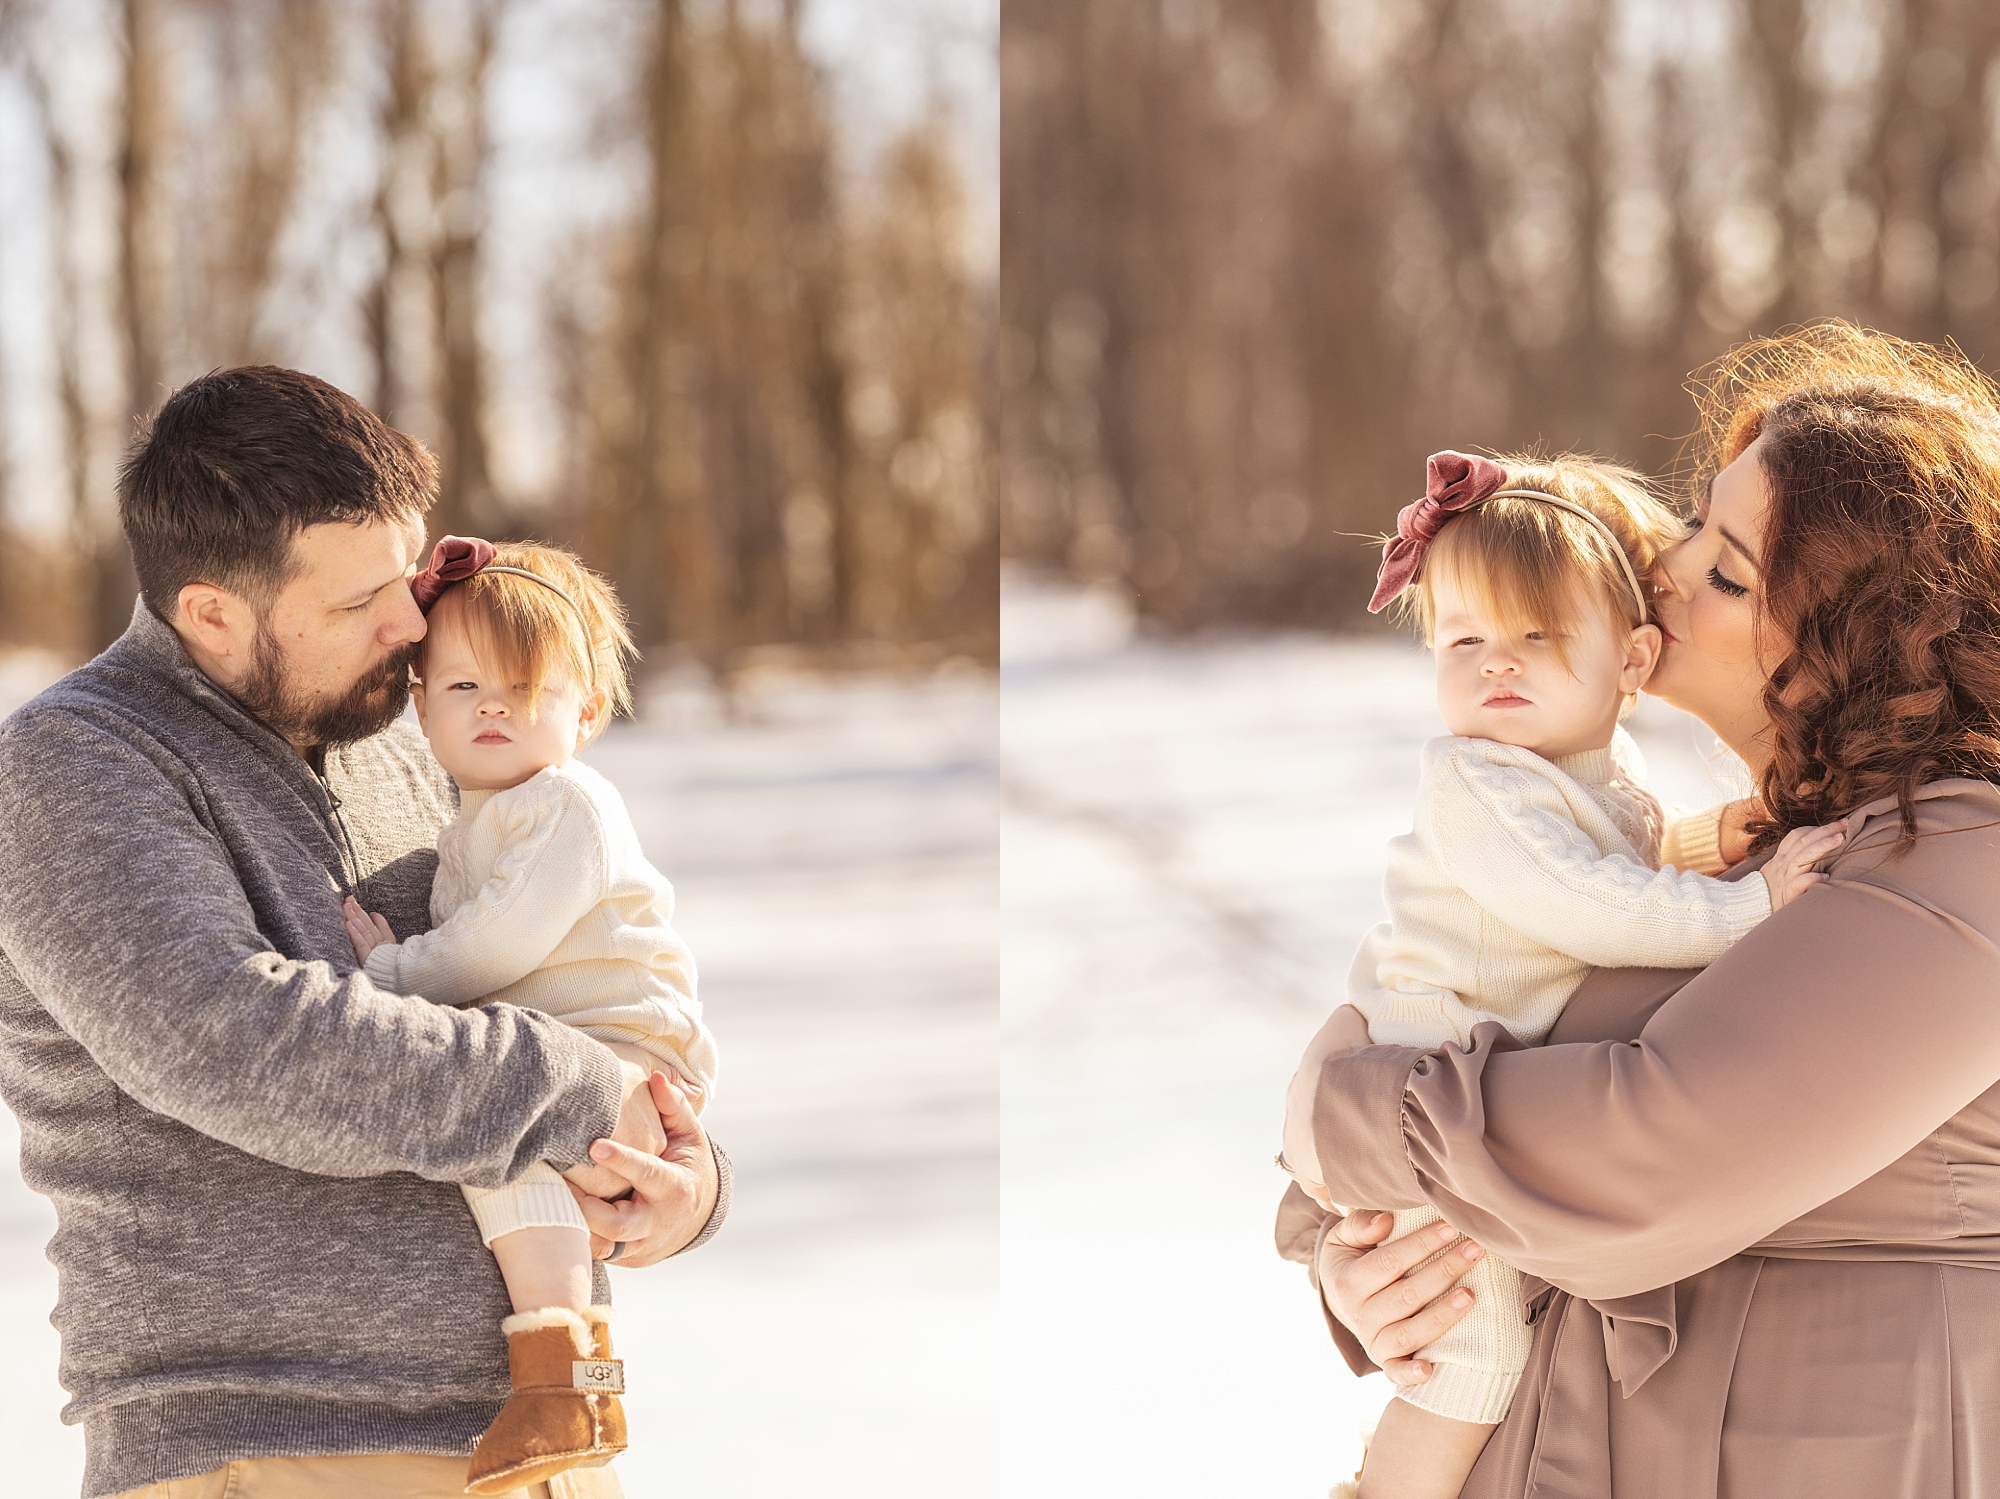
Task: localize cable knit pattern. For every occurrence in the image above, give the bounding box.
[1346,728,1773,1426]
[364,759,717,1096]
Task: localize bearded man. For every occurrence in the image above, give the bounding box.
[0,367,725,1499]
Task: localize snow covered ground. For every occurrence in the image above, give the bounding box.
[0,653,998,1498]
[1000,570,1749,1498]
[0,576,1755,1499]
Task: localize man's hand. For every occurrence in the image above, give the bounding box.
[560,1047,669,1200]
[567,1070,720,1266]
[341,896,395,963]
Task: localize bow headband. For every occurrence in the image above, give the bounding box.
[408,535,598,688]
[1368,451,1651,619]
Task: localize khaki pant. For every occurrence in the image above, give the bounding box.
[110,1453,624,1499]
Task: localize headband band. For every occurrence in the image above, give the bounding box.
[1368,451,1651,619]
[1487,489,1651,619]
[409,536,599,690]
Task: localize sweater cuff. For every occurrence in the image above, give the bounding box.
[1661,803,1730,876]
[670,1137,731,1257]
[1394,1360,1522,1425]
[362,944,403,993]
[1313,1044,1431,1212]
[1725,870,1774,941]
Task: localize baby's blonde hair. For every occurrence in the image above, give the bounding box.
[419,541,636,735]
[1393,453,1682,666]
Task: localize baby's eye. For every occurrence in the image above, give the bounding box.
[1452,635,1483,647]
[449,680,479,691]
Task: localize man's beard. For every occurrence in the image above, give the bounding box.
[235,625,418,749]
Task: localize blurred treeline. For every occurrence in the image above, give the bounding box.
[1003,0,2000,629]
[0,0,996,667]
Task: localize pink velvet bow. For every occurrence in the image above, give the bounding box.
[1367,450,1510,613]
[409,535,496,613]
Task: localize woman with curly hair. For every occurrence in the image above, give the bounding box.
[1284,321,2000,1498]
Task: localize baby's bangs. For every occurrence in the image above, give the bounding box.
[443,574,594,719]
[1425,506,1613,663]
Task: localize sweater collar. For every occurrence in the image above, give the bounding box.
[1553,745,1615,786]
[458,787,500,816]
[113,599,293,744]
[452,765,561,816]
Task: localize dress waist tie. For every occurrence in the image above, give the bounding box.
[1506,1258,1765,1499]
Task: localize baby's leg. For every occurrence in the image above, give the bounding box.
[489,1225,593,1316]
[1357,1399,1496,1499]
[461,1169,627,1494]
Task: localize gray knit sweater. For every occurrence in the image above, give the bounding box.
[0,604,704,1497]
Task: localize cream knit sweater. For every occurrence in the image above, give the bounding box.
[364,760,717,1100]
[1347,730,1770,1424]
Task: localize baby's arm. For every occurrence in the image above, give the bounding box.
[1428,742,1840,968]
[1357,1399,1494,1499]
[353,793,610,1003]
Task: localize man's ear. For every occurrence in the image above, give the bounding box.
[175,582,253,661]
[1621,622,1664,694]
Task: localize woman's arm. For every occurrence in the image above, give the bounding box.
[1313,815,2000,1299]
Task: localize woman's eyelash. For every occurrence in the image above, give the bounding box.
[1707,565,1749,599]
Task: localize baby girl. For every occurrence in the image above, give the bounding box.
[343,536,718,1494]
[1281,453,1840,1499]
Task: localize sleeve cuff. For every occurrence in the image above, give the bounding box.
[1394,1360,1523,1424]
[362,945,403,992]
[1313,1043,1430,1212]
[670,1136,731,1257]
[1660,803,1729,875]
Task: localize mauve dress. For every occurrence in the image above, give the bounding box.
[1280,778,2000,1498]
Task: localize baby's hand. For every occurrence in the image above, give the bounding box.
[1762,822,1846,909]
[342,896,396,963]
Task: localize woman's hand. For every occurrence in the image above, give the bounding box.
[566,1071,720,1267]
[1317,1209,1484,1387]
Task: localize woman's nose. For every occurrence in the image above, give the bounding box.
[1653,539,1695,602]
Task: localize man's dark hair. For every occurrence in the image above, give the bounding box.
[119,366,438,618]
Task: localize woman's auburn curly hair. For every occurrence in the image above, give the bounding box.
[1691,321,2000,851]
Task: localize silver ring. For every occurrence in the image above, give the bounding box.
[606,1240,627,1263]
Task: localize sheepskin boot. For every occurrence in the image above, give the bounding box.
[464,1305,627,1495]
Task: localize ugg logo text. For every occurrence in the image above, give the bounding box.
[572,1359,625,1393]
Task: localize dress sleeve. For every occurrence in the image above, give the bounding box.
[365,779,610,1005]
[1425,741,1770,969]
[1311,818,2000,1300]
